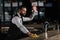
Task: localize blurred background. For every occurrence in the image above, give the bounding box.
[0,0,58,25]
[0,0,60,40]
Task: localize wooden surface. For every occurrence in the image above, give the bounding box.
[18,30,60,40]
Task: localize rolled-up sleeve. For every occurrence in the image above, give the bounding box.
[23,12,37,21]
[23,17,32,21]
[12,17,29,34]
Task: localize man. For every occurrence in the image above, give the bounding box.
[12,6,39,38]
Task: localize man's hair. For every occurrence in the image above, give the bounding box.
[18,6,26,12]
[21,6,26,10]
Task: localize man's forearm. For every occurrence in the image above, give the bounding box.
[23,13,36,22]
[17,23,29,34]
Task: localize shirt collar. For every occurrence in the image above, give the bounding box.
[17,12,21,18]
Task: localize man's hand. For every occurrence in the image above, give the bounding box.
[30,34,39,38]
[27,32,39,38]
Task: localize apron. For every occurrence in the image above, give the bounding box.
[6,23,28,40]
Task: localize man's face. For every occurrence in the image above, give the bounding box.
[21,8,27,16]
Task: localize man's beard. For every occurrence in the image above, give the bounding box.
[20,13,25,17]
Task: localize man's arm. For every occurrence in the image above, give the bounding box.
[12,17,29,34]
[23,12,38,21]
[12,17,39,38]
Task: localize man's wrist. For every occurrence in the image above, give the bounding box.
[27,32,33,36]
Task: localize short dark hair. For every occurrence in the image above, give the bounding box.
[18,6,26,12]
[21,6,26,10]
